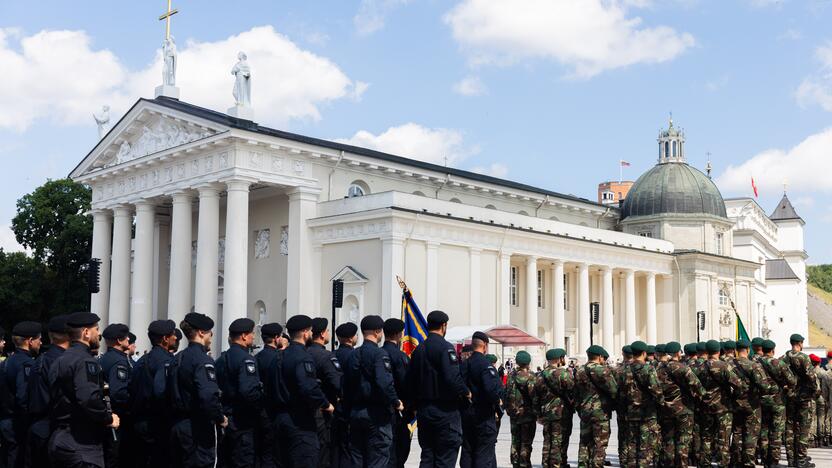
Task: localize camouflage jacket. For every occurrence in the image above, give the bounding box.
[759,355,797,407]
[732,356,778,412]
[698,358,747,414]
[657,360,705,418]
[784,350,820,402]
[618,361,665,421]
[505,367,537,423]
[575,361,617,420]
[614,361,631,417]
[533,364,575,422]
[812,367,831,408]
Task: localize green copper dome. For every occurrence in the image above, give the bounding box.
[621,162,727,220]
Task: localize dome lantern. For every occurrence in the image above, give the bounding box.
[657,113,685,164]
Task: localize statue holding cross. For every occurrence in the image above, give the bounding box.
[155,0,181,98]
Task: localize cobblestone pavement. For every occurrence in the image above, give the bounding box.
[405,415,832,467]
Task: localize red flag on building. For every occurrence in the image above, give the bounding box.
[751,177,758,198]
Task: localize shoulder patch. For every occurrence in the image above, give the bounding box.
[303,361,315,376]
[488,367,497,377]
[382,355,392,372]
[116,365,129,382]
[23,363,32,378]
[448,349,458,363]
[245,360,256,375]
[86,361,100,378]
[330,356,342,371]
[205,364,217,382]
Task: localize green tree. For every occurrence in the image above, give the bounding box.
[0,250,50,332]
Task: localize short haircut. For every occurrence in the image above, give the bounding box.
[11,336,27,348]
[48,332,69,344]
[471,337,486,350]
[632,350,646,358]
[180,320,197,340]
[290,328,308,340]
[68,327,84,342]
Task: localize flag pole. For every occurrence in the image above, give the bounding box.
[619,161,622,184]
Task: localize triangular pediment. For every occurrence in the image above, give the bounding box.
[330,266,369,283]
[71,98,228,179]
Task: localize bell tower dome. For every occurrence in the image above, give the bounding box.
[657,114,686,163]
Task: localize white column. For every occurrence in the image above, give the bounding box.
[551,260,565,349]
[625,269,636,344]
[469,248,481,325]
[525,257,538,336]
[286,186,320,317]
[425,242,439,312]
[223,179,252,335]
[602,266,614,353]
[194,184,221,326]
[499,252,511,324]
[90,209,113,325]
[578,263,590,355]
[130,201,156,353]
[167,191,193,325]
[646,272,657,344]
[381,236,405,319]
[109,205,132,326]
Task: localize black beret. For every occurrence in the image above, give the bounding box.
[102,323,130,340]
[174,329,182,340]
[128,332,137,344]
[461,345,472,353]
[311,318,328,335]
[426,310,449,328]
[66,312,100,328]
[383,318,405,336]
[12,321,41,338]
[261,323,283,338]
[335,322,358,338]
[229,318,255,334]
[360,315,384,331]
[630,341,648,353]
[148,319,176,337]
[472,331,490,344]
[184,313,214,331]
[286,315,313,333]
[47,315,69,334]
[665,342,681,354]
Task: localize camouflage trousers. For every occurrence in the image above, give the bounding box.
[510,421,536,468]
[578,415,610,468]
[760,404,786,467]
[562,411,573,464]
[785,398,812,462]
[730,408,761,468]
[616,412,631,467]
[623,418,659,468]
[540,419,570,468]
[689,410,703,464]
[698,412,732,468]
[814,401,827,445]
[659,413,692,468]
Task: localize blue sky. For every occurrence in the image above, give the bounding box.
[2,0,832,261]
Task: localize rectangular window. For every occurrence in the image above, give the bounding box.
[715,232,724,256]
[718,288,729,307]
[638,231,653,238]
[537,270,544,308]
[510,266,518,307]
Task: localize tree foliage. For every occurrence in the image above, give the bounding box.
[808,265,832,293]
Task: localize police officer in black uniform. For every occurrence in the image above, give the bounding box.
[278,315,334,467]
[168,312,227,468]
[382,318,411,468]
[216,318,263,468]
[308,317,342,468]
[405,310,471,468]
[333,321,358,468]
[459,331,502,468]
[24,315,69,468]
[335,323,358,367]
[127,332,138,363]
[4,321,41,468]
[342,315,403,468]
[99,323,133,468]
[255,322,283,468]
[129,319,177,467]
[47,312,120,467]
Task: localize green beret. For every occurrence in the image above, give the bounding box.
[600,349,609,359]
[655,344,666,354]
[665,342,681,354]
[762,339,776,351]
[647,345,656,354]
[631,341,648,353]
[696,342,707,353]
[587,345,606,357]
[515,351,531,365]
[751,337,763,347]
[552,348,566,359]
[706,340,721,353]
[736,339,750,349]
[683,344,695,355]
[723,340,736,350]
[622,345,633,355]
[790,333,804,343]
[485,354,498,364]
[546,349,557,361]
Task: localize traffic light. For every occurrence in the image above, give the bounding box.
[87,258,101,294]
[332,279,344,308]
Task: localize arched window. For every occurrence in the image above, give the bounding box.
[450,198,462,204]
[664,141,669,159]
[672,141,677,158]
[485,204,497,210]
[413,191,426,197]
[518,210,529,216]
[347,180,369,198]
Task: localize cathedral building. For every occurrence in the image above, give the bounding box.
[71,97,807,360]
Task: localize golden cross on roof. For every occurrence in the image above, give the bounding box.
[159,0,179,40]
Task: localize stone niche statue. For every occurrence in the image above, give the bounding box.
[93,105,111,139]
[231,51,252,107]
[162,36,177,87]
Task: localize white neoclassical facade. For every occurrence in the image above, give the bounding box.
[71,98,807,360]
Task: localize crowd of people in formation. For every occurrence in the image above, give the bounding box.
[0,309,828,468]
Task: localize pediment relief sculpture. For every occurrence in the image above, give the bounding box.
[102,118,215,169]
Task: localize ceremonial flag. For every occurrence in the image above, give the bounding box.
[751,176,758,198]
[735,311,752,354]
[399,277,428,357]
[619,160,631,167]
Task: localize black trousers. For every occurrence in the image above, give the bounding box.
[169,419,218,468]
[459,415,498,468]
[219,416,255,468]
[416,405,462,468]
[255,412,277,468]
[274,412,319,468]
[0,418,17,468]
[387,413,412,468]
[347,409,392,468]
[315,411,333,468]
[25,419,49,468]
[133,417,170,468]
[47,427,105,468]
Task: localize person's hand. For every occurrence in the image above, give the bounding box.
[322,403,335,414]
[395,401,404,412]
[109,413,120,429]
[220,416,229,428]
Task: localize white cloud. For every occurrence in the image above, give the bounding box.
[453,75,487,96]
[716,128,832,194]
[443,0,695,78]
[337,123,478,166]
[0,26,364,131]
[354,0,411,36]
[778,28,802,41]
[471,163,509,178]
[796,43,832,111]
[0,225,25,253]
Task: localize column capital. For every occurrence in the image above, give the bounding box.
[499,250,513,259]
[598,265,612,273]
[194,182,224,196]
[526,255,538,265]
[111,204,133,217]
[170,190,195,203]
[469,247,482,255]
[90,208,113,219]
[426,241,440,250]
[222,177,256,192]
[549,259,564,269]
[286,185,322,201]
[645,271,657,279]
[621,268,635,277]
[381,235,406,246]
[132,199,157,210]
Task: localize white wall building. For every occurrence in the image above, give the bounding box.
[71,98,808,361]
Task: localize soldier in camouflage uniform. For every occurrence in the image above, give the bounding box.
[783,334,820,468]
[758,339,796,468]
[617,341,664,468]
[697,339,747,468]
[823,351,832,446]
[505,351,536,468]
[615,345,634,468]
[730,339,778,467]
[576,345,617,468]
[810,354,830,448]
[533,348,574,468]
[751,336,765,463]
[656,341,706,468]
